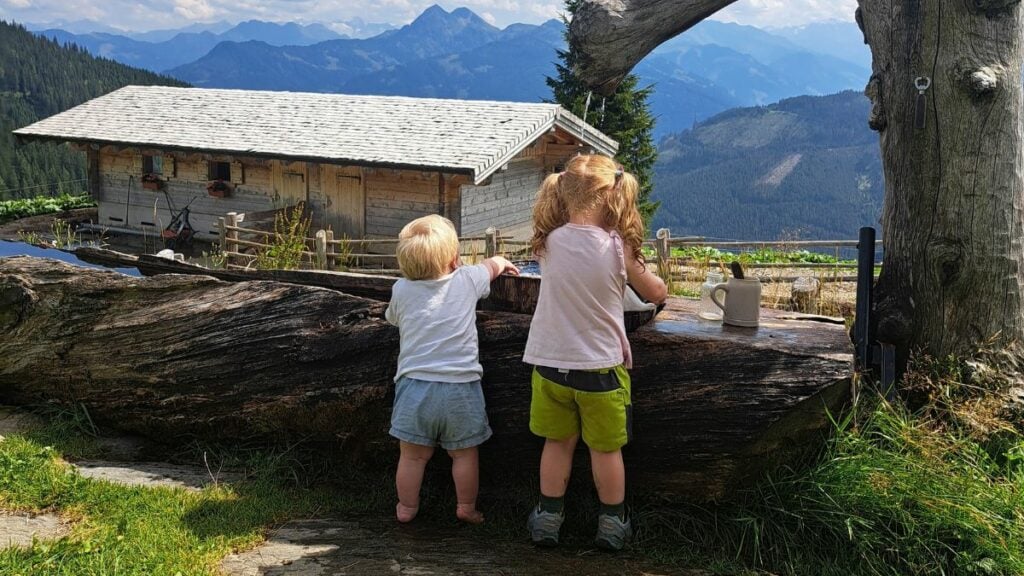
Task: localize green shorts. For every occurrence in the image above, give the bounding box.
[529,365,632,452]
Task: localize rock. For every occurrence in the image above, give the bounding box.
[790,276,822,314]
[0,512,67,549]
[0,405,43,441]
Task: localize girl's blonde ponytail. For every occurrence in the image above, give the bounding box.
[530,172,567,257]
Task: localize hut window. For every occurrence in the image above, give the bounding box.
[209,161,232,181]
[142,155,163,175]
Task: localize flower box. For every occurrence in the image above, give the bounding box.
[207,180,232,198]
[141,173,164,191]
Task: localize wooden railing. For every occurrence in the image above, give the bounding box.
[217,209,524,273]
[647,230,883,285]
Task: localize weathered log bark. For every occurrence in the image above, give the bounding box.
[857,1,1024,360]
[568,0,738,94]
[0,256,851,500]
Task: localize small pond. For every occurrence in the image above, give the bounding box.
[0,241,140,276]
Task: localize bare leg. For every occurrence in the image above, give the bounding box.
[589,448,625,506]
[539,435,579,498]
[395,441,434,523]
[449,447,484,524]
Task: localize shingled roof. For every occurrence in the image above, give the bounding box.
[14,86,618,185]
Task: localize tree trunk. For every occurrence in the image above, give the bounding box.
[568,0,738,94]
[0,256,851,501]
[857,1,1024,359]
[570,0,1024,362]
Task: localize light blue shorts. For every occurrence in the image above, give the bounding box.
[390,377,492,450]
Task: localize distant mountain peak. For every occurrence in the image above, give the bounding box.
[409,5,494,31]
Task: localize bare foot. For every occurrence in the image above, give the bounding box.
[396,502,419,523]
[456,503,485,524]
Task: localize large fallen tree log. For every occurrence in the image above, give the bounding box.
[0,256,852,500]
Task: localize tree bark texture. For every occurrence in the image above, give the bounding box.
[568,0,738,94]
[858,0,1024,358]
[0,257,852,500]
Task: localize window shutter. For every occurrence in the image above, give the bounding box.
[162,156,176,178]
[132,154,143,175]
[231,161,244,185]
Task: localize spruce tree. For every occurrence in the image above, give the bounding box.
[546,0,659,224]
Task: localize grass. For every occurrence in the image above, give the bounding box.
[1,353,1021,575]
[0,195,95,225]
[0,411,389,576]
[631,352,1024,576]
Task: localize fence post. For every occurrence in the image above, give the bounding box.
[218,216,227,267]
[485,227,498,258]
[314,230,328,270]
[325,229,336,270]
[655,228,671,281]
[225,212,240,268]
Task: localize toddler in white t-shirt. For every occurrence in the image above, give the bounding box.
[385,214,518,524]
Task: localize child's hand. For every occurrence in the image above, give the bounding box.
[499,257,520,276]
[484,256,519,280]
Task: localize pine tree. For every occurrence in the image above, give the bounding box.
[546,0,659,224]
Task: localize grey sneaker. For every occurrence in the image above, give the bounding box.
[594,513,633,551]
[527,506,564,547]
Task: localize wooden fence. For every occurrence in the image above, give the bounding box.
[646,230,883,285]
[214,211,881,283]
[217,208,530,273]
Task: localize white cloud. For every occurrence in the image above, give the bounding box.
[712,0,858,28]
[479,11,497,24]
[173,0,217,20]
[2,0,32,8]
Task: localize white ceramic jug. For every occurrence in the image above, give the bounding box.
[710,278,761,327]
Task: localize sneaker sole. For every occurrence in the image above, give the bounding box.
[594,537,625,551]
[531,536,560,547]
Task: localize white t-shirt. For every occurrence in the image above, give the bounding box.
[385,264,492,383]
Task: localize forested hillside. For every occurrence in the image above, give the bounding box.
[652,91,883,240]
[0,21,185,201]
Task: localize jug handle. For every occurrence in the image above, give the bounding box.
[710,283,729,312]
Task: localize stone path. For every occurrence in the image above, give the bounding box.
[0,512,68,549]
[221,517,706,576]
[72,460,240,491]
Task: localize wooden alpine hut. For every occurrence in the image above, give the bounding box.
[13,86,617,241]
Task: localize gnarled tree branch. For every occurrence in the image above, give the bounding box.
[569,0,738,94]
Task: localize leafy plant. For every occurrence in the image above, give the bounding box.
[49,218,77,249]
[0,194,95,224]
[15,230,42,245]
[256,205,312,270]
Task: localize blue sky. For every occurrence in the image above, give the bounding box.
[0,0,858,32]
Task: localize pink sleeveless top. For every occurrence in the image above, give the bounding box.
[523,224,632,370]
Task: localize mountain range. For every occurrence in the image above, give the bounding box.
[30,5,871,138]
[652,90,882,240]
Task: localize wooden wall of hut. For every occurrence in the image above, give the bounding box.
[91,147,546,242]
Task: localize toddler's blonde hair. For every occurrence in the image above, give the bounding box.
[396,215,460,280]
[531,154,645,262]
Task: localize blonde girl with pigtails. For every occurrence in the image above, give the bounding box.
[523,154,667,551]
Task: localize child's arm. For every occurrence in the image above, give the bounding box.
[626,256,667,304]
[385,302,398,326]
[482,256,520,281]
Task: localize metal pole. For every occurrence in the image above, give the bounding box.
[854,226,876,373]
